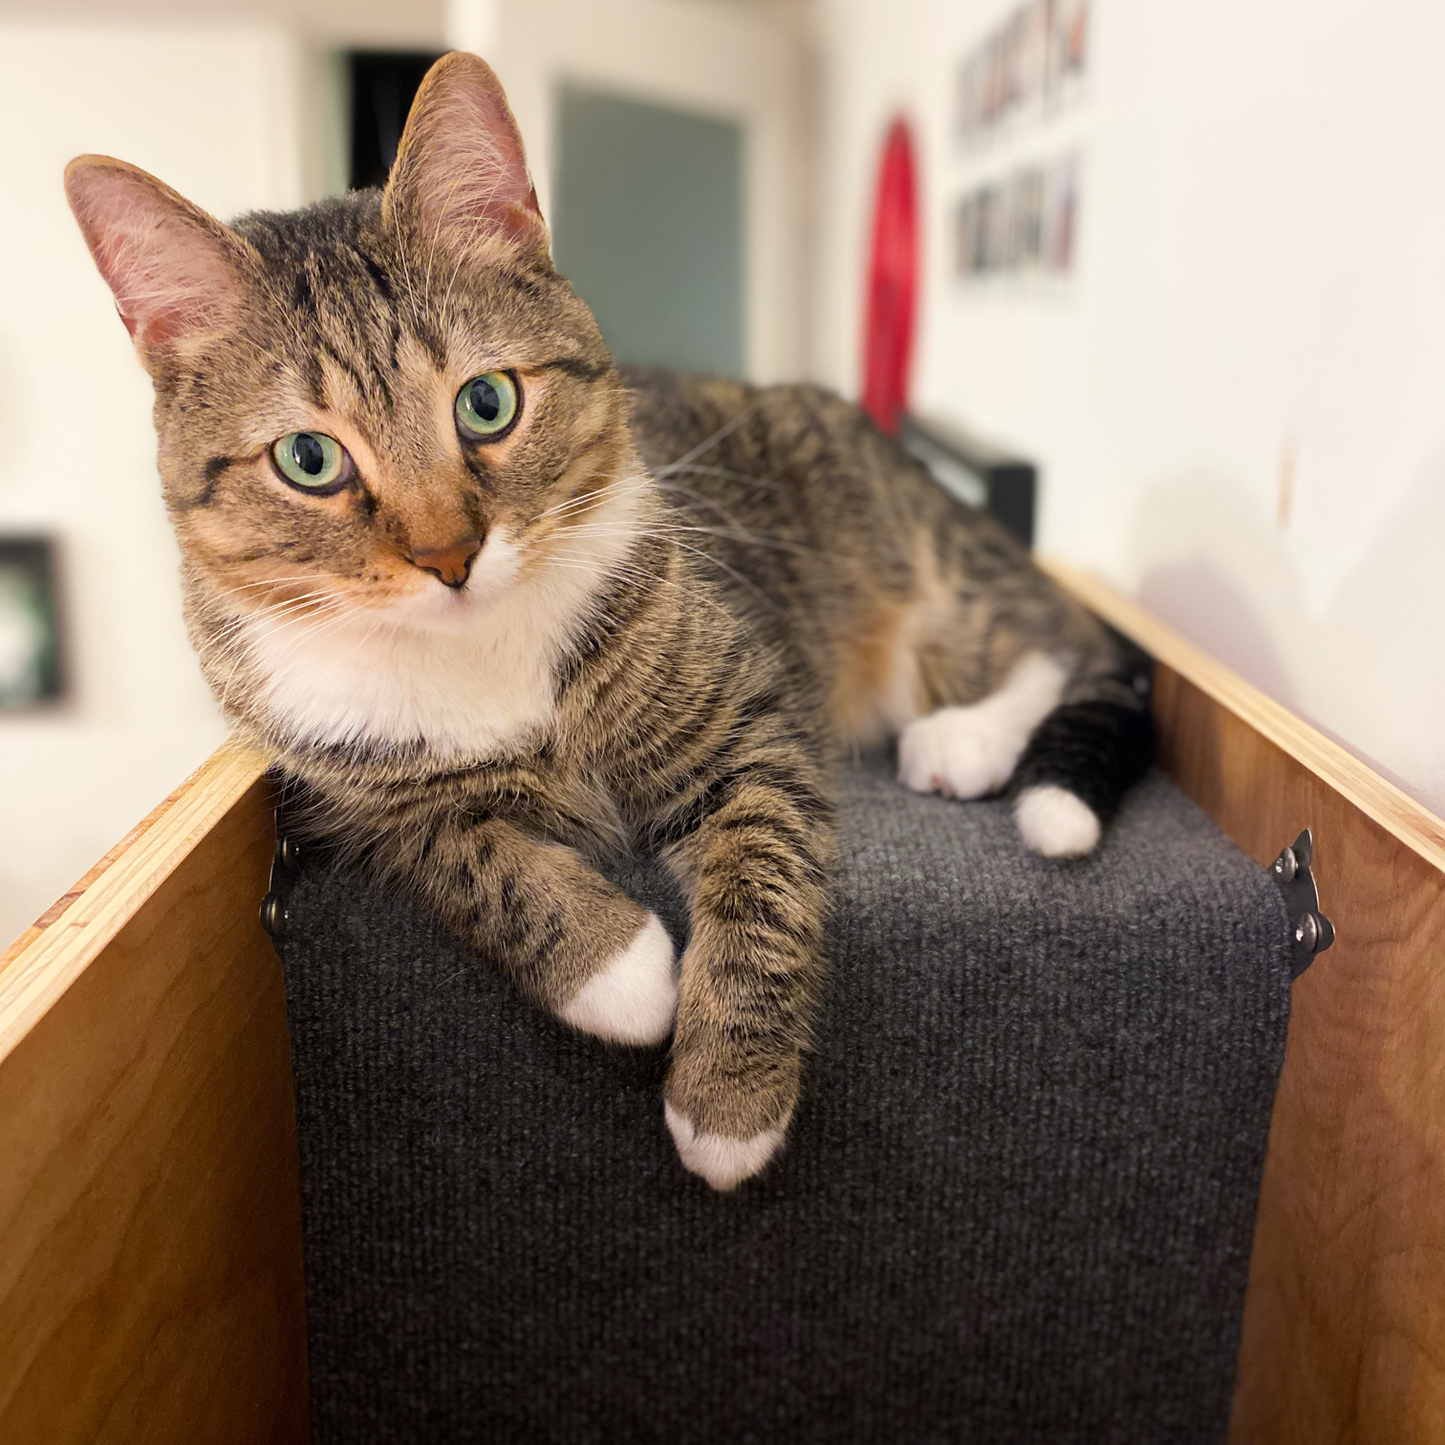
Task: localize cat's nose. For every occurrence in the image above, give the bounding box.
[411,536,482,589]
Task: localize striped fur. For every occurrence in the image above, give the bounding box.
[65,53,1149,1188]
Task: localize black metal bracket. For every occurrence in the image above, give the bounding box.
[259,818,300,944]
[1269,829,1335,979]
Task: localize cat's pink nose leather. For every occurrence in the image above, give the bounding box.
[411,537,482,589]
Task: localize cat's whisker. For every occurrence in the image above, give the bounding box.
[561,516,819,560]
[238,587,354,632]
[662,463,789,491]
[650,473,797,531]
[210,597,354,716]
[207,593,343,652]
[650,402,761,476]
[541,550,735,621]
[223,595,345,633]
[224,574,338,594]
[530,471,653,525]
[238,603,354,661]
[669,525,819,559]
[255,605,367,673]
[219,584,355,621]
[654,478,794,533]
[666,540,787,616]
[256,587,344,611]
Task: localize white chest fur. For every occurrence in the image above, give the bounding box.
[242,510,634,764]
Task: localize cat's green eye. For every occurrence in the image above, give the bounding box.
[271,431,349,492]
[455,371,519,440]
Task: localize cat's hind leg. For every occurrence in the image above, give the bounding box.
[1007,689,1154,857]
[896,644,1153,859]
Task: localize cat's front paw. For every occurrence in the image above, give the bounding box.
[559,912,677,1045]
[664,1104,788,1191]
[663,1048,798,1190]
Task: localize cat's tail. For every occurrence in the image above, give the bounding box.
[1007,635,1155,858]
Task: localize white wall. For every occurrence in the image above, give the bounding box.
[0,24,311,945]
[814,0,1445,817]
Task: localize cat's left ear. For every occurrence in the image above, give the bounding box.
[382,51,548,259]
[64,156,255,365]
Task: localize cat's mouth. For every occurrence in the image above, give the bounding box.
[218,526,526,640]
[380,525,527,631]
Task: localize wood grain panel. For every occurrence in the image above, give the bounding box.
[1,743,272,1056]
[1042,560,1445,1445]
[0,757,309,1445]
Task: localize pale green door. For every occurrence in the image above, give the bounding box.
[551,86,745,378]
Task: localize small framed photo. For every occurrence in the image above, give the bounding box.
[0,537,64,710]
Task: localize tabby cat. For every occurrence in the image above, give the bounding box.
[65,53,1150,1189]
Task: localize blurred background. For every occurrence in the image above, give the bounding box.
[1,0,1442,945]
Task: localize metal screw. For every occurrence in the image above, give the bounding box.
[1295,912,1319,952]
[259,891,288,939]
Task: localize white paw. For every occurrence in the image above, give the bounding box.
[664,1103,787,1191]
[1014,784,1102,858]
[559,913,677,1045]
[898,706,1027,799]
[897,652,1068,801]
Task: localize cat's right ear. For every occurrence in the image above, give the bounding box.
[382,52,549,260]
[64,157,254,364]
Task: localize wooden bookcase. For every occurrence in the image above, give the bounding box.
[2,568,1442,1444]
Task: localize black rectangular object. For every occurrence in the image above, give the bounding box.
[901,412,1038,549]
[0,535,64,708]
[348,51,445,191]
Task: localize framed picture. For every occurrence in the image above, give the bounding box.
[0,537,64,710]
[955,0,1090,146]
[954,151,1078,280]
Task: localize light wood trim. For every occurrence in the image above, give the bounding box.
[0,743,307,1444]
[1040,558,1445,873]
[1043,559,1445,1445]
[0,740,268,1064]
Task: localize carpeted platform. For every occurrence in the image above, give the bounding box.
[275,760,1292,1444]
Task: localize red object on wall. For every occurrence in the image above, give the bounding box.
[861,117,919,437]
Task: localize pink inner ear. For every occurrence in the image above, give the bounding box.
[388,53,547,247]
[68,166,244,351]
[424,113,532,219]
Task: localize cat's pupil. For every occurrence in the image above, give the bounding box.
[293,434,325,475]
[468,379,501,422]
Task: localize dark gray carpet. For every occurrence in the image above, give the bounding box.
[276,761,1292,1445]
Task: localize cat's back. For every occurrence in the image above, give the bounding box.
[618,366,965,567]
[621,366,886,498]
[618,365,1023,611]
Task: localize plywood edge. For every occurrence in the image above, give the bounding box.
[0,739,271,1065]
[1040,556,1445,876]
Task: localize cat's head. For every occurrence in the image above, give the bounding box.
[65,53,639,639]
